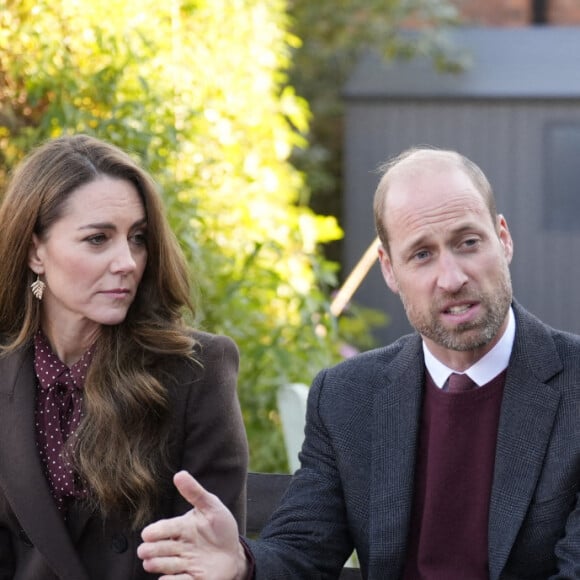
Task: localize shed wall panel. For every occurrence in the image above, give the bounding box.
[343,101,580,344]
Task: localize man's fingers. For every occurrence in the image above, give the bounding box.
[173,470,221,514]
[141,471,225,543]
[137,538,181,559]
[141,516,190,543]
[141,553,192,577]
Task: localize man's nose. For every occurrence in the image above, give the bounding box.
[436,253,468,293]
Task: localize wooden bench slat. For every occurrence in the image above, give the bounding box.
[246,472,292,535]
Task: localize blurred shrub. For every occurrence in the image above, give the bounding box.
[0,0,381,471]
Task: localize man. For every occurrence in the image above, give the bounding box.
[137,147,580,579]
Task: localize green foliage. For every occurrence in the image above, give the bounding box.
[287,0,466,261]
[0,0,374,472]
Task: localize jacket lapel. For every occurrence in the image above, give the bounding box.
[369,336,424,576]
[487,305,562,580]
[0,347,90,580]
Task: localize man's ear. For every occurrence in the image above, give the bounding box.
[378,245,399,294]
[28,234,44,274]
[497,214,514,264]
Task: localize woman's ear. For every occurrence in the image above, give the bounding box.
[28,234,44,274]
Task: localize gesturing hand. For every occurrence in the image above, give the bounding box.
[137,471,249,580]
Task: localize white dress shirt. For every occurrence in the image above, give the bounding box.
[423,307,516,389]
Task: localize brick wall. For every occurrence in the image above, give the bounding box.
[548,0,580,24]
[453,0,580,25]
[453,0,529,25]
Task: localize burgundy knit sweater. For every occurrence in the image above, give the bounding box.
[402,371,506,579]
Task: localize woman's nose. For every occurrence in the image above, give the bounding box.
[111,242,137,274]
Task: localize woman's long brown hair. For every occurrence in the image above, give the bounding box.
[0,134,196,528]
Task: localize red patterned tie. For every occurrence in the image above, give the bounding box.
[447,372,475,393]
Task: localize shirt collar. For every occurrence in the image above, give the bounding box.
[423,306,516,389]
[34,330,94,391]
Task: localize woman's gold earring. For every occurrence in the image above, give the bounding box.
[31,275,46,300]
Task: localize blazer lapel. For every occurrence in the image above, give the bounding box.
[0,347,89,580]
[369,336,424,576]
[488,306,562,580]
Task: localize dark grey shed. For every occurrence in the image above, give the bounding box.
[342,26,580,345]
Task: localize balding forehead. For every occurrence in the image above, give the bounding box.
[373,147,497,252]
[388,149,461,179]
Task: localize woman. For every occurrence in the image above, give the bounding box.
[0,134,248,580]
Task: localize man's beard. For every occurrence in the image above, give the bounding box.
[400,268,513,352]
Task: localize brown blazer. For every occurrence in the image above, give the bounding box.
[0,331,249,580]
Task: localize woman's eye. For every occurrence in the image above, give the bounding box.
[131,232,147,246]
[86,234,107,245]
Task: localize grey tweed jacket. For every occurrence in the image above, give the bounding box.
[249,301,580,579]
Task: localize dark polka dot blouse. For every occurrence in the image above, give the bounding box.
[34,330,94,516]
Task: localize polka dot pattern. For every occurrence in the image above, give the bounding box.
[34,330,94,515]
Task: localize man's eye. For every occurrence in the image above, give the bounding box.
[414,250,430,261]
